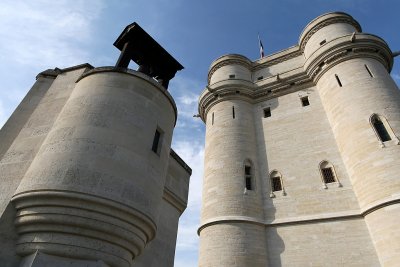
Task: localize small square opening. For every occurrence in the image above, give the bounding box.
[301,96,310,107]
[229,74,235,79]
[320,39,326,46]
[263,107,271,118]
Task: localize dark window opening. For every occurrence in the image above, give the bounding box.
[232,106,235,119]
[335,74,342,87]
[245,166,251,175]
[212,112,214,125]
[322,167,336,183]
[229,74,235,79]
[271,177,282,192]
[320,39,326,46]
[373,117,391,142]
[257,76,264,80]
[365,64,374,78]
[263,107,271,118]
[301,96,310,107]
[152,129,162,154]
[245,177,252,190]
[236,90,240,94]
[245,165,252,190]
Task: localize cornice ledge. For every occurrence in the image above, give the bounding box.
[197,216,265,235]
[253,47,303,71]
[163,186,187,213]
[361,195,400,216]
[306,37,393,82]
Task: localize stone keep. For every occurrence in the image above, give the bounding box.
[0,23,191,267]
[198,12,400,266]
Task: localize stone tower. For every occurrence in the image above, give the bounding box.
[0,23,191,267]
[198,12,400,266]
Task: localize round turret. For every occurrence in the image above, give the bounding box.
[304,12,400,266]
[300,12,361,59]
[208,54,252,85]
[12,67,177,267]
[198,55,268,266]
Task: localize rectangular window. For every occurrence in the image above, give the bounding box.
[257,76,264,80]
[272,177,282,191]
[322,168,335,183]
[301,96,310,107]
[152,128,163,155]
[320,39,326,46]
[263,107,271,118]
[229,74,235,79]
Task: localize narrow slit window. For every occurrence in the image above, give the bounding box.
[372,115,391,142]
[152,128,163,155]
[320,39,326,46]
[212,112,214,125]
[229,74,235,79]
[335,74,342,87]
[365,64,374,78]
[322,167,336,183]
[301,96,310,107]
[245,165,252,190]
[263,107,271,118]
[232,106,235,119]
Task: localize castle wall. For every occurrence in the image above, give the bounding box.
[316,57,400,266]
[0,68,88,266]
[134,153,190,267]
[267,218,380,266]
[199,98,268,266]
[254,87,360,220]
[198,12,400,267]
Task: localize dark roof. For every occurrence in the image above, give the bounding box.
[113,22,183,82]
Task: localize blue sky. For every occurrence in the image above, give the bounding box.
[0,1,399,266]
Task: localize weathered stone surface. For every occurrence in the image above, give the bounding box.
[0,66,191,267]
[199,12,399,267]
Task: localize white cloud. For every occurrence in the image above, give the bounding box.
[0,0,105,128]
[0,0,105,68]
[169,76,204,135]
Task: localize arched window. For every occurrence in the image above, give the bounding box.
[370,114,392,143]
[319,161,341,188]
[244,160,254,191]
[269,170,285,197]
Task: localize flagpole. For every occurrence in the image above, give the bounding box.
[258,33,265,59]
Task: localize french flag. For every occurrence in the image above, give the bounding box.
[258,34,265,58]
